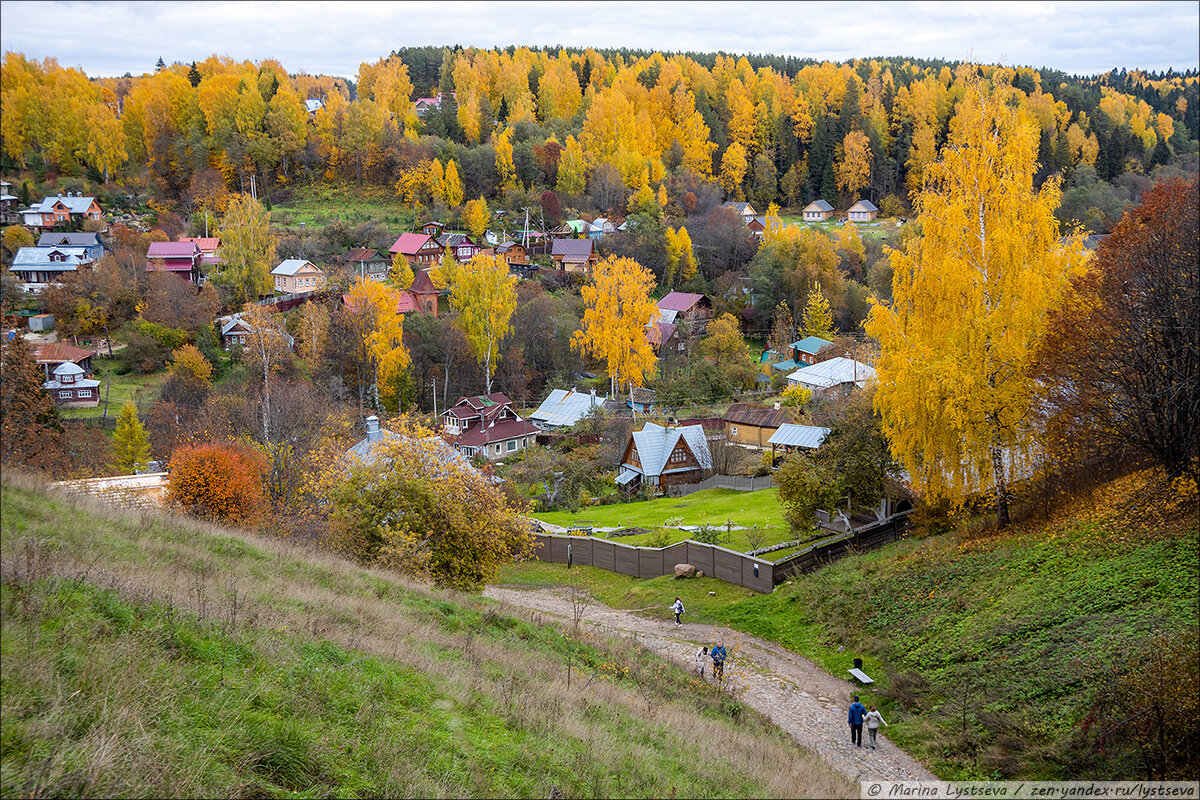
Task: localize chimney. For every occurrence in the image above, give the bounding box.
[365,415,381,442]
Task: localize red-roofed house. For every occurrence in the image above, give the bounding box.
[146,241,203,283]
[33,342,94,379]
[389,233,442,270]
[408,269,439,316]
[440,393,539,460]
[345,247,388,281]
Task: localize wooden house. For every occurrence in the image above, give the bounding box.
[847,200,879,222]
[43,362,100,407]
[271,259,326,294]
[146,241,203,283]
[440,393,539,460]
[389,233,442,269]
[802,200,834,222]
[617,422,713,491]
[345,247,389,281]
[721,201,757,224]
[550,238,598,272]
[722,403,793,449]
[33,342,94,380]
[22,193,102,229]
[496,241,528,268]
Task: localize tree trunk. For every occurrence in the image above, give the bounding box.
[990,442,1011,529]
[262,358,271,443]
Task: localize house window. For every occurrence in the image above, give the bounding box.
[77,389,91,398]
[58,391,72,399]
[731,426,738,436]
[462,447,474,456]
[495,443,502,455]
[507,440,517,452]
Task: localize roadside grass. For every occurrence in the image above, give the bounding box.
[58,356,166,421]
[499,470,1199,781]
[0,476,852,798]
[272,183,416,228]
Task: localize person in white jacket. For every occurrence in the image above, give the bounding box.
[865,705,887,749]
[695,646,708,678]
[672,596,685,626]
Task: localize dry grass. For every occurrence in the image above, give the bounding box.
[1,473,853,798]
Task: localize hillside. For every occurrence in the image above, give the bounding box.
[497,470,1199,781]
[0,476,852,799]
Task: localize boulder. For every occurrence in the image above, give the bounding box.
[696,571,704,578]
[674,563,697,579]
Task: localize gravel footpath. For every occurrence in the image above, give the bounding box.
[484,585,940,787]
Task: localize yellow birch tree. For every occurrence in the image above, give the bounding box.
[572,256,659,396]
[864,72,1087,528]
[448,253,518,395]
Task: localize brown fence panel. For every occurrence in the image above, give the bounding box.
[572,537,594,565]
[550,537,571,563]
[713,548,742,584]
[662,543,689,573]
[594,539,617,572]
[532,535,551,561]
[638,548,664,579]
[614,545,639,577]
[684,543,715,576]
[741,556,774,593]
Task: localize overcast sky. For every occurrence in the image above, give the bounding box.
[2,1,1197,79]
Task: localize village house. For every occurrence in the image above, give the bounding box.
[179,237,222,271]
[0,180,18,224]
[628,386,657,414]
[647,319,678,354]
[495,241,528,269]
[772,335,835,372]
[407,268,440,316]
[787,356,876,395]
[305,98,325,116]
[146,241,204,283]
[436,232,485,262]
[721,201,757,224]
[527,388,606,431]
[389,232,443,269]
[801,199,834,222]
[722,402,794,449]
[651,292,713,352]
[745,215,767,237]
[440,393,539,460]
[847,199,879,222]
[345,247,389,280]
[216,312,296,350]
[21,193,102,229]
[37,232,104,260]
[33,342,94,380]
[43,361,100,408]
[617,421,713,491]
[419,220,445,237]
[11,246,94,289]
[271,259,327,294]
[550,238,598,272]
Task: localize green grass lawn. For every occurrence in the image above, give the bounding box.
[532,487,790,551]
[59,357,166,421]
[273,183,417,228]
[501,471,1199,781]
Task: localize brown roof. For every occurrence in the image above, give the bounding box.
[346,247,383,262]
[33,343,93,364]
[450,417,540,447]
[722,403,792,429]
[408,268,438,295]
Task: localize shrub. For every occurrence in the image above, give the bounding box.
[166,443,268,524]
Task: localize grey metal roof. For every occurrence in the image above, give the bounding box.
[271,259,322,276]
[786,357,876,390]
[528,388,606,429]
[32,195,96,213]
[629,422,712,477]
[805,200,834,212]
[851,199,879,212]
[12,246,91,271]
[37,232,102,248]
[768,423,831,449]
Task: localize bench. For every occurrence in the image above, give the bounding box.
[848,667,875,684]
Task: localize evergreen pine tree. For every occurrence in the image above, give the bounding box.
[187,61,201,88]
[155,56,166,72]
[112,400,150,473]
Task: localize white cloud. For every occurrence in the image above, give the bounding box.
[0,0,1196,78]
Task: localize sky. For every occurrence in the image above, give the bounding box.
[1,0,1197,80]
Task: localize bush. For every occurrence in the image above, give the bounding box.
[166,443,268,524]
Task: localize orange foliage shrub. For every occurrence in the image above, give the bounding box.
[166,443,268,524]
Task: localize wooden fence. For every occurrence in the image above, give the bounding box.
[666,474,775,497]
[529,510,912,593]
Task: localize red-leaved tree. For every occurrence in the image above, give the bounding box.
[166,443,268,524]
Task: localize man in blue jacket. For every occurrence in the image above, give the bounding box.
[848,695,867,747]
[710,643,727,680]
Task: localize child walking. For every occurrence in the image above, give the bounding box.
[865,705,888,749]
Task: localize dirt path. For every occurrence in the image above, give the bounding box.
[484,585,938,786]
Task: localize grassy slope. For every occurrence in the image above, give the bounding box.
[272,184,415,228]
[0,479,851,799]
[497,471,1199,780]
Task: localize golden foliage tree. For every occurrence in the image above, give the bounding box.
[719,142,748,200]
[443,158,464,207]
[836,129,872,198]
[557,135,586,197]
[865,73,1087,527]
[462,196,490,239]
[495,127,516,188]
[345,277,411,412]
[448,253,518,395]
[243,304,292,443]
[112,400,150,473]
[216,193,276,305]
[328,422,533,591]
[801,282,834,340]
[572,256,659,395]
[167,442,268,524]
[297,299,329,377]
[390,250,414,289]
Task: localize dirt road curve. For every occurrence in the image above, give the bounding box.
[484,586,939,786]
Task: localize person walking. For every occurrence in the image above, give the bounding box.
[711,642,727,680]
[695,646,708,679]
[672,596,685,627]
[865,705,887,749]
[848,696,867,747]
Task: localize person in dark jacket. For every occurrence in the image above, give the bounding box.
[710,643,727,679]
[848,696,867,747]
